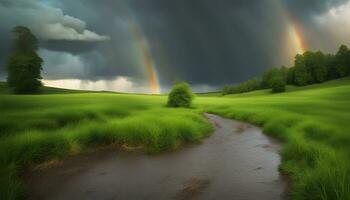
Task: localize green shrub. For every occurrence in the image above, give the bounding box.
[167,82,194,108]
[271,76,286,93]
[261,67,287,89]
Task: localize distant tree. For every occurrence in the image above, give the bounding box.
[261,67,287,89]
[294,54,313,86]
[6,26,43,94]
[280,66,289,80]
[314,65,327,83]
[335,65,348,77]
[303,51,327,83]
[222,78,261,95]
[167,82,194,108]
[324,54,338,80]
[223,44,349,95]
[244,78,261,91]
[223,85,233,95]
[261,68,279,89]
[335,45,350,77]
[287,67,296,85]
[271,76,286,93]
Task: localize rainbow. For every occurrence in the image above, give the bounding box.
[287,20,306,55]
[124,0,306,92]
[125,8,160,94]
[273,0,307,56]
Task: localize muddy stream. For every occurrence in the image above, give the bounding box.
[26,113,287,200]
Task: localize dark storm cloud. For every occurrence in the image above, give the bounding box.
[282,0,349,18]
[49,0,287,85]
[1,0,349,87]
[125,0,284,85]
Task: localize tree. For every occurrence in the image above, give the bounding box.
[287,67,296,85]
[303,51,327,83]
[222,78,261,95]
[167,82,194,108]
[271,76,286,93]
[324,54,338,80]
[294,54,313,86]
[6,26,43,94]
[335,45,350,77]
[261,67,287,89]
[223,85,233,95]
[261,68,278,89]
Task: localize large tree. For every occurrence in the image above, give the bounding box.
[6,26,43,94]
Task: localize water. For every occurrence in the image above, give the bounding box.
[25,114,287,200]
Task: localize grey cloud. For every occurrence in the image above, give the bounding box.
[0,0,109,42]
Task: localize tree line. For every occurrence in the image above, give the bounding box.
[223,45,350,95]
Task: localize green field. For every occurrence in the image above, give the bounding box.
[1,78,350,199]
[0,88,212,199]
[197,77,350,200]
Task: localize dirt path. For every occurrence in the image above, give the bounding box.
[25,114,287,200]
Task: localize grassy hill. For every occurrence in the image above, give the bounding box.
[0,78,349,199]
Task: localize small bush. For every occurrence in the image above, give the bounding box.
[271,76,286,93]
[167,82,194,108]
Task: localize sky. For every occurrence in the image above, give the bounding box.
[1,0,350,93]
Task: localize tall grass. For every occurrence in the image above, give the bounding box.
[0,93,212,199]
[197,77,350,200]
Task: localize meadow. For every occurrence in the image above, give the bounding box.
[0,77,350,200]
[197,77,350,200]
[0,90,212,199]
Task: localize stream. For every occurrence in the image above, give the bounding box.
[26,113,287,200]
